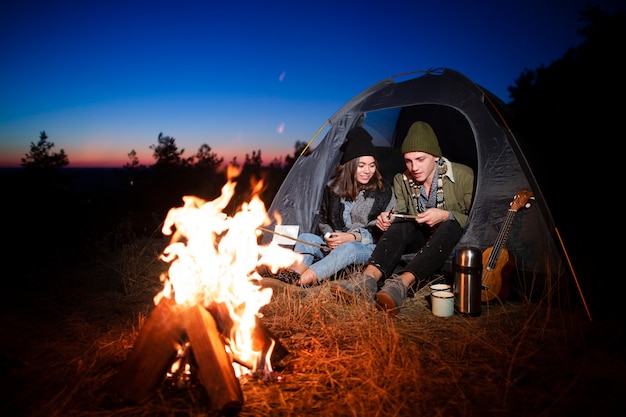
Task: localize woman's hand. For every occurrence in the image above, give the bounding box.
[324,232,356,249]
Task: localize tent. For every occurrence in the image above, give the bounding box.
[262,68,573,301]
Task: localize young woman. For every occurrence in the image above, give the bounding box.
[279,126,395,286]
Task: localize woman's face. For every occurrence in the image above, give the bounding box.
[355,156,376,185]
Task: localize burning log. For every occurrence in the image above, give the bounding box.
[182,303,243,413]
[112,297,244,414]
[112,297,183,403]
[254,318,289,371]
[206,302,290,370]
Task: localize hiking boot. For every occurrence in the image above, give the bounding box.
[256,268,304,290]
[276,269,301,285]
[376,275,407,317]
[329,273,378,303]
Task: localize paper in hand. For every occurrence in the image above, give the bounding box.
[272,225,299,245]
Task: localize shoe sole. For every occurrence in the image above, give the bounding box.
[376,293,399,317]
[259,277,305,292]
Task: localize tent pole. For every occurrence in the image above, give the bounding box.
[555,227,592,321]
[300,120,329,156]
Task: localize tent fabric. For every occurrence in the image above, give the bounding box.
[262,68,566,283]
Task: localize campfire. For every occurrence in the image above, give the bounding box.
[112,165,301,413]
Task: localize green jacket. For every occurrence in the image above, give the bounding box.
[392,157,474,228]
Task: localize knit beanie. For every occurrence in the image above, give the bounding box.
[340,126,376,164]
[400,121,442,157]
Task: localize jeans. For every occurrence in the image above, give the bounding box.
[368,218,463,282]
[293,233,376,282]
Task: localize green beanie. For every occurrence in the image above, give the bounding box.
[400,121,442,157]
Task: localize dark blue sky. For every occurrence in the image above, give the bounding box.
[1,0,621,167]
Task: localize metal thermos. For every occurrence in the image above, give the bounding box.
[453,247,482,316]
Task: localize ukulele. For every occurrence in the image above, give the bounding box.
[481,190,533,302]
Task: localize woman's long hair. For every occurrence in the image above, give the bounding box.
[329,157,385,201]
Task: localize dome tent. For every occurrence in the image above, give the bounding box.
[262,68,575,303]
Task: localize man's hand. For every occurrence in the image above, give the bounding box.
[376,210,393,231]
[416,208,449,227]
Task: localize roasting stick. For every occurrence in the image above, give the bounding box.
[391,213,419,219]
[387,208,419,220]
[257,226,330,251]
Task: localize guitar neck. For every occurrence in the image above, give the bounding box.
[487,209,517,269]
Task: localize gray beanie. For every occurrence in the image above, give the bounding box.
[400,121,442,157]
[340,127,376,164]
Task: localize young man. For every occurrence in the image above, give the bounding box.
[329,121,474,316]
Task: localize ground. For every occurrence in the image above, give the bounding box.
[1,236,624,417]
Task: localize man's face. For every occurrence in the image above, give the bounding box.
[404,151,439,183]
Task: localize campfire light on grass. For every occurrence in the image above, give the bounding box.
[155,165,301,377]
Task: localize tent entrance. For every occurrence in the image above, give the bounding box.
[362,104,478,184]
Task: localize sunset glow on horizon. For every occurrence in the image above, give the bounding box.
[2,0,621,169]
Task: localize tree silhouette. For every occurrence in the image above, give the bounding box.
[21,131,69,169]
[507,4,624,290]
[268,156,283,168]
[244,149,263,169]
[508,4,624,187]
[509,5,624,129]
[124,149,141,168]
[284,140,311,171]
[194,143,224,170]
[149,132,191,166]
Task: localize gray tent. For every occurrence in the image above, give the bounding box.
[262,68,572,300]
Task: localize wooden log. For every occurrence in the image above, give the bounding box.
[112,297,184,403]
[183,303,244,414]
[254,318,289,369]
[207,302,290,370]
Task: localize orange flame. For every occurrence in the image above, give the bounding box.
[155,170,301,376]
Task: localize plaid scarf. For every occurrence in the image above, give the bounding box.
[405,159,447,213]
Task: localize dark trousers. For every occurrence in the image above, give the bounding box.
[368,218,463,282]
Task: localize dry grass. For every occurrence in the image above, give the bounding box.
[1,236,624,417]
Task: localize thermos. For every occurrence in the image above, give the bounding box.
[453,246,482,316]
